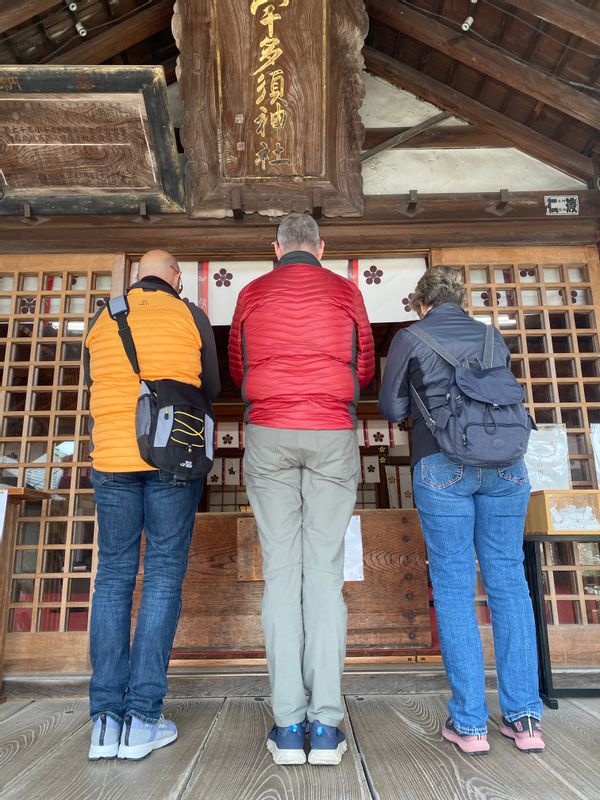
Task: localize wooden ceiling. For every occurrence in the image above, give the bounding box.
[0,0,599,182]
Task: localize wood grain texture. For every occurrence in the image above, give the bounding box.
[162,510,430,654]
[0,700,31,723]
[347,694,585,800]
[487,694,600,800]
[180,697,370,800]
[0,700,88,793]
[0,0,60,34]
[0,699,223,800]
[174,0,367,217]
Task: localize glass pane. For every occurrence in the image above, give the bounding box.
[0,274,14,291]
[558,384,579,403]
[532,384,553,403]
[37,607,61,632]
[59,367,80,386]
[17,522,40,545]
[568,266,587,282]
[498,313,519,329]
[6,392,26,411]
[582,572,600,596]
[37,342,56,361]
[520,289,540,307]
[74,493,95,516]
[523,313,542,329]
[471,290,489,308]
[578,335,596,353]
[552,336,572,353]
[547,542,576,566]
[561,409,582,428]
[12,342,32,361]
[72,521,95,544]
[18,296,36,314]
[32,391,52,411]
[497,289,517,307]
[553,571,578,594]
[42,549,65,573]
[574,312,593,329]
[39,296,60,314]
[66,607,88,632]
[34,367,55,386]
[70,549,93,572]
[20,275,38,291]
[94,274,112,290]
[76,468,91,489]
[510,360,524,378]
[11,579,34,603]
[9,607,32,632]
[517,266,537,282]
[568,434,588,455]
[55,416,76,436]
[570,288,592,306]
[14,550,37,574]
[577,542,600,566]
[66,297,86,314]
[1,416,23,437]
[549,312,568,329]
[543,267,562,283]
[39,320,59,338]
[469,268,488,284]
[70,275,88,290]
[68,577,90,602]
[546,288,566,306]
[529,360,550,378]
[21,499,42,517]
[588,410,600,424]
[47,494,69,517]
[40,578,62,602]
[503,336,521,354]
[10,366,29,386]
[585,600,600,624]
[58,392,78,411]
[62,343,82,361]
[527,336,546,354]
[43,274,63,291]
[45,522,67,545]
[495,266,515,283]
[555,360,576,378]
[29,416,50,436]
[0,297,11,314]
[90,296,108,313]
[13,319,34,338]
[569,458,590,483]
[556,599,583,624]
[535,408,557,424]
[584,384,600,403]
[63,320,85,337]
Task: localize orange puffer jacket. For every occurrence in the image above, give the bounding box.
[228,253,375,429]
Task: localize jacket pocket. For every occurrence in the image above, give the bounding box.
[420,454,463,490]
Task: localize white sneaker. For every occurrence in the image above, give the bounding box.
[88,713,122,760]
[117,714,178,760]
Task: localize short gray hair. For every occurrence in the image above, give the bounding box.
[276,213,321,252]
[411,266,466,311]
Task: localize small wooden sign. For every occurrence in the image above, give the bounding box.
[173,0,367,217]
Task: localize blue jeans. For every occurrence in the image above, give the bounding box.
[413,453,542,734]
[89,467,203,723]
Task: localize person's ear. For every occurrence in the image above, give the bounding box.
[273,240,282,260]
[317,239,325,260]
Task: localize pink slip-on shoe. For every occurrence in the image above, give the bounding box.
[442,717,490,755]
[500,716,545,752]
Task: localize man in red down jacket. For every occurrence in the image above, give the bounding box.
[229,213,374,766]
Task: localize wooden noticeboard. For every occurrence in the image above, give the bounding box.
[173,0,368,218]
[0,66,184,216]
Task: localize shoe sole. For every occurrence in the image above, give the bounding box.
[266,739,307,765]
[308,740,348,766]
[117,731,178,760]
[88,743,119,760]
[442,728,490,756]
[499,724,545,752]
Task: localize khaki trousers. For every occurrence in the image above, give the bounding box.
[244,424,360,727]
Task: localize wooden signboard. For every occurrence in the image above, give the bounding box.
[173,0,368,218]
[0,66,184,216]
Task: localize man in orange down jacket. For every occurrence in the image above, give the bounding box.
[84,250,220,761]
[229,213,375,766]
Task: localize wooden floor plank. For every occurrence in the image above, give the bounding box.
[0,699,223,800]
[568,697,600,722]
[347,694,585,800]
[0,700,88,793]
[488,695,600,800]
[0,700,32,723]
[181,697,370,800]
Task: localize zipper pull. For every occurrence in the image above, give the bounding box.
[164,406,170,420]
[462,433,467,447]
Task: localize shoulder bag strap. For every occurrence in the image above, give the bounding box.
[408,325,462,368]
[482,324,495,369]
[107,295,142,380]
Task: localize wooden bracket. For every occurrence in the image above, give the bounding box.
[399,189,424,218]
[133,201,160,225]
[590,154,600,193]
[311,188,323,219]
[485,189,514,217]
[19,202,49,226]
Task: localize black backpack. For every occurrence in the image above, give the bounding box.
[409,324,534,468]
[108,295,214,480]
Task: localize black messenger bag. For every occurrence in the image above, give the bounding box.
[108,295,214,480]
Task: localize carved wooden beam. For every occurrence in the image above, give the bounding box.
[50,0,174,64]
[0,0,61,34]
[364,47,594,181]
[361,111,450,162]
[505,0,600,50]
[368,0,600,131]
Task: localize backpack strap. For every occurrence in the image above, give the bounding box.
[408,326,462,368]
[107,295,142,379]
[409,383,438,434]
[482,324,495,369]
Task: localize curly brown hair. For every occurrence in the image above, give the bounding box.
[411,266,466,314]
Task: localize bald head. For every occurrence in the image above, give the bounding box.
[137,249,181,291]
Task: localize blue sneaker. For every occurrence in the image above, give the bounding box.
[117,714,178,760]
[88,713,122,760]
[266,722,307,765]
[308,720,347,765]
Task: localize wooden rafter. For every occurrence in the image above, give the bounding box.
[363,46,594,181]
[363,126,511,150]
[368,0,600,131]
[506,0,600,50]
[0,0,60,34]
[361,111,450,162]
[49,0,174,65]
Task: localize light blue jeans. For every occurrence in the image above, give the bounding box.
[413,452,542,734]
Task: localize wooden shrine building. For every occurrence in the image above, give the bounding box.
[0,0,600,692]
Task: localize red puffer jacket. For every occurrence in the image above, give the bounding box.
[229,254,375,429]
